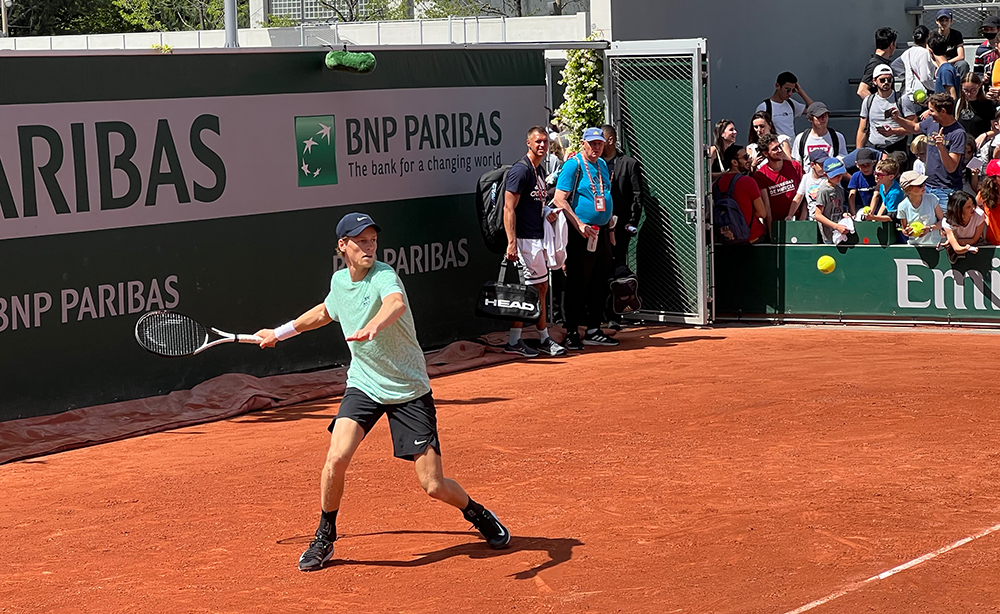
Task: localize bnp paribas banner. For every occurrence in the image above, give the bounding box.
[0,49,545,420]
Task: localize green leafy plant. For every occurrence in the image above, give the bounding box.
[260,13,298,28]
[151,42,173,53]
[555,34,604,146]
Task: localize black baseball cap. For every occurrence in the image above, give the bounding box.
[985,16,1000,28]
[336,212,381,239]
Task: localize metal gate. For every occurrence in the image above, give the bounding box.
[606,39,713,325]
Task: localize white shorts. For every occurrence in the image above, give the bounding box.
[517,238,550,286]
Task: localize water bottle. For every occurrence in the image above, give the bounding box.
[586,225,599,252]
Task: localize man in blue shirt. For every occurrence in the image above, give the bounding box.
[553,127,618,349]
[893,92,966,204]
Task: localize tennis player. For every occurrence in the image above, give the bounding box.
[255,212,510,571]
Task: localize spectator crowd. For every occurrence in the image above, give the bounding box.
[711,9,1000,259]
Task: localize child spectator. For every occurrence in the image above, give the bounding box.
[848,148,878,215]
[866,157,906,224]
[956,73,996,141]
[976,108,1000,160]
[929,33,961,99]
[963,139,981,195]
[792,102,848,167]
[747,111,791,169]
[897,170,944,245]
[789,149,827,221]
[940,190,985,262]
[977,159,1000,244]
[911,135,928,174]
[814,158,851,244]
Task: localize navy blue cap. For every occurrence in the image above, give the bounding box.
[808,149,828,164]
[336,212,381,239]
[936,8,952,20]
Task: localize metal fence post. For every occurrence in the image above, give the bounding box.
[448,16,452,43]
[501,16,506,42]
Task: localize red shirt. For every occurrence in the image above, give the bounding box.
[754,160,803,221]
[717,172,765,243]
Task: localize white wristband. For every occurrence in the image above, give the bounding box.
[274,321,300,341]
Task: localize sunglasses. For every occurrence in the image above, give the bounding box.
[876,77,893,84]
[875,171,889,177]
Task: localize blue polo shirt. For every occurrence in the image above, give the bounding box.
[556,153,614,226]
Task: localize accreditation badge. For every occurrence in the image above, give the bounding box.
[594,195,606,212]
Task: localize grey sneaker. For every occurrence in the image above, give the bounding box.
[582,330,619,346]
[504,339,539,358]
[537,337,568,356]
[298,536,334,571]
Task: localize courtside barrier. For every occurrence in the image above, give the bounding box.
[717,221,1000,324]
[0,47,545,421]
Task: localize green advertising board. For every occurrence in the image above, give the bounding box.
[717,224,1000,322]
[0,48,545,420]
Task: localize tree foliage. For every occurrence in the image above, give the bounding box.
[112,0,250,32]
[7,0,133,36]
[555,34,604,145]
[418,0,586,18]
[314,0,410,22]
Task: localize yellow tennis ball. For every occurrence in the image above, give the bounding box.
[909,221,925,236]
[861,206,871,215]
[913,90,927,104]
[817,255,836,274]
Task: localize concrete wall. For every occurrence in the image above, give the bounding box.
[0,14,590,51]
[610,0,918,140]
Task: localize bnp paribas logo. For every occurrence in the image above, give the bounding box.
[295,115,338,187]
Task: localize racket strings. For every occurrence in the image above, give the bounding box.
[136,311,208,357]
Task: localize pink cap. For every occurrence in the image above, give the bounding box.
[987,159,1000,177]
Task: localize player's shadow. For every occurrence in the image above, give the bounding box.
[580,332,725,354]
[434,397,510,405]
[235,402,337,423]
[278,530,582,578]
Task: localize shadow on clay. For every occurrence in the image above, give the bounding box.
[277,530,582,578]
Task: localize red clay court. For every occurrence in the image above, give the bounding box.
[3,325,1000,614]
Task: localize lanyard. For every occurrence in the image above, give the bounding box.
[526,157,547,216]
[577,153,605,199]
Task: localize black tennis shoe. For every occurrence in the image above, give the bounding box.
[583,330,619,346]
[298,536,335,571]
[563,332,584,350]
[466,508,511,549]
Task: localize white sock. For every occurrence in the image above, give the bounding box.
[508,327,522,344]
[537,327,550,342]
[586,328,599,335]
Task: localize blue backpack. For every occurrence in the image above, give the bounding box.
[712,175,752,244]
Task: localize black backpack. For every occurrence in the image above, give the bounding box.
[712,174,751,244]
[475,159,529,255]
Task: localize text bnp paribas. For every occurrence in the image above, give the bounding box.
[0,115,226,219]
[345,111,504,179]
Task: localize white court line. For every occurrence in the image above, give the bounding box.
[781,522,1000,614]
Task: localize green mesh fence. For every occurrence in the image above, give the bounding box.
[611,54,703,317]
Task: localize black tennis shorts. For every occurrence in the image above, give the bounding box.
[329,387,440,460]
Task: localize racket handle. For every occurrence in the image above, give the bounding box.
[236,334,264,344]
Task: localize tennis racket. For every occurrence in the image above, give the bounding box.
[135,310,262,357]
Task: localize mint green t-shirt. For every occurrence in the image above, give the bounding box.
[324,261,430,404]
